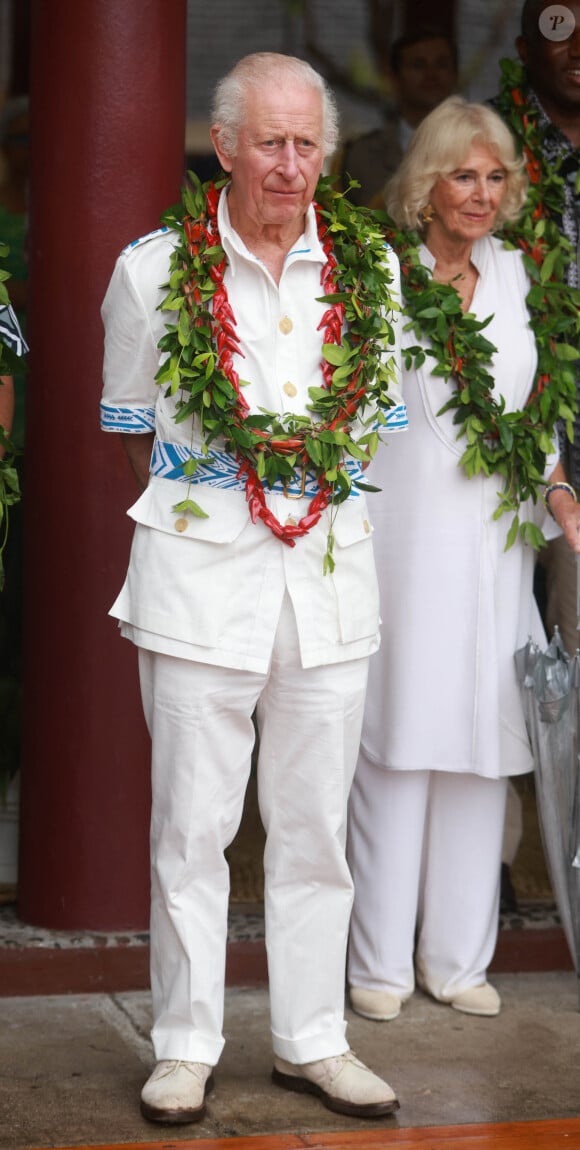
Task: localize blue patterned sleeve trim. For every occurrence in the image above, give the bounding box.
[378,403,408,433]
[100,402,156,433]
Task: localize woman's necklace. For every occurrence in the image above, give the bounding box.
[156,173,399,573]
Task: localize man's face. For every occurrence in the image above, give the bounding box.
[517,0,580,114]
[212,79,325,238]
[393,37,457,119]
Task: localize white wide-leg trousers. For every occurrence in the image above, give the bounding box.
[138,595,369,1066]
[347,752,508,1001]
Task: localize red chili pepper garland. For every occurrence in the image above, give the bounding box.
[179,189,367,548]
[157,175,399,570]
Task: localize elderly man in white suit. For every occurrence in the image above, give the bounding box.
[100,52,406,1125]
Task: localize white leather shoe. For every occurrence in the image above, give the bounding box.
[272,1050,399,1118]
[350,985,403,1021]
[140,1060,214,1123]
[450,982,501,1017]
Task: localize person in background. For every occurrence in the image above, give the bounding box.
[495,0,580,660]
[101,52,405,1126]
[338,28,458,207]
[0,96,29,453]
[489,0,580,908]
[0,97,29,765]
[347,96,580,1026]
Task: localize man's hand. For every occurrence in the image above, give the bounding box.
[0,375,14,459]
[121,432,154,490]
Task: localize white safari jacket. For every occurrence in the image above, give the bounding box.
[101,191,406,671]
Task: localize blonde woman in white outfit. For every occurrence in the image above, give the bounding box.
[347,96,580,1022]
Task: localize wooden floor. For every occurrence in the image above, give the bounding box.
[50,1117,580,1150]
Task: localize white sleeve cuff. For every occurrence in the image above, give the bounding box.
[100,401,155,433]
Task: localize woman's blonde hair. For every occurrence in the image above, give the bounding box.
[386,95,527,230]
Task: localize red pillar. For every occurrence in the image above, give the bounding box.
[18,0,187,929]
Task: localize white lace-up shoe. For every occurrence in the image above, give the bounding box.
[140,1060,214,1123]
[350,985,404,1021]
[272,1050,399,1118]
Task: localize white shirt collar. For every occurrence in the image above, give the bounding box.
[419,236,487,276]
[217,185,326,277]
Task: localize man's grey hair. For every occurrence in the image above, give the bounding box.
[211,52,339,158]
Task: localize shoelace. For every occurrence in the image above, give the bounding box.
[318,1050,369,1085]
[158,1060,208,1081]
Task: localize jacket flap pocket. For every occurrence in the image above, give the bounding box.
[127,478,250,543]
[331,500,373,548]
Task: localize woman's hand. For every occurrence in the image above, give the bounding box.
[544,464,580,552]
[546,487,580,553]
[121,431,154,491]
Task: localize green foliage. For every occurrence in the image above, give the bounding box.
[155,171,400,556]
[172,498,209,519]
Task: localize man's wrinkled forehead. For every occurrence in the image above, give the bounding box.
[240,82,324,139]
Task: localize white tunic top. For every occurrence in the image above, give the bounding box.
[361,235,558,779]
[100,191,406,672]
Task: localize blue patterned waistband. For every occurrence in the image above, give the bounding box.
[149,439,363,498]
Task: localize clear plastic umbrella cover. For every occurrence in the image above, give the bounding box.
[514,626,580,1002]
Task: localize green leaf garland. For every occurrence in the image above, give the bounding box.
[376,61,580,551]
[155,172,400,571]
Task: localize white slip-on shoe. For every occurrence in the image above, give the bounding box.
[350,985,403,1021]
[450,982,501,1017]
[272,1050,399,1118]
[140,1060,214,1123]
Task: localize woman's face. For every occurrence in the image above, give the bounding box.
[427,141,507,246]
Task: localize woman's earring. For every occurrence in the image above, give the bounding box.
[419,203,435,225]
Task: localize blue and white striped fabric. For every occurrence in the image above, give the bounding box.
[381,403,408,432]
[121,226,169,254]
[149,439,365,498]
[100,402,156,433]
[0,303,28,357]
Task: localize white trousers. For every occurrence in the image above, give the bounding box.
[347,752,508,1000]
[138,594,369,1066]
